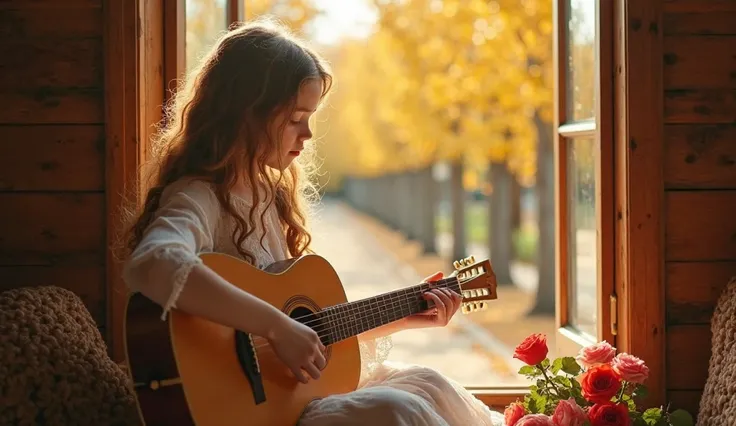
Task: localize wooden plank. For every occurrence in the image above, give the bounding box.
[667,325,712,389]
[664,124,736,189]
[664,36,736,89]
[664,0,736,13]
[0,193,104,265]
[667,391,702,421]
[666,261,736,324]
[0,89,103,124]
[0,265,105,324]
[0,39,102,89]
[0,7,102,38]
[0,1,101,8]
[104,0,140,364]
[666,191,736,261]
[665,90,736,124]
[613,0,666,409]
[0,125,104,191]
[664,12,736,35]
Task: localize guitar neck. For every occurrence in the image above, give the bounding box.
[321,276,460,344]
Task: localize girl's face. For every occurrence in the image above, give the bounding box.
[266,79,322,171]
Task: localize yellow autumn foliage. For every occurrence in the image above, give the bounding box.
[313,0,554,190]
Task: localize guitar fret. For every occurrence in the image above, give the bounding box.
[323,276,464,345]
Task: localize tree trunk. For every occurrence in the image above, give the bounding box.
[421,165,437,254]
[450,159,466,262]
[511,176,521,231]
[488,161,514,285]
[530,111,556,316]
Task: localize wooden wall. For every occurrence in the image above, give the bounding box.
[0,1,107,329]
[663,0,736,416]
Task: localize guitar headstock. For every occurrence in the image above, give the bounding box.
[452,255,497,314]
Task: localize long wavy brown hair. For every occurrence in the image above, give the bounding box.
[122,19,333,264]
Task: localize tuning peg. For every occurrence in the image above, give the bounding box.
[453,260,462,269]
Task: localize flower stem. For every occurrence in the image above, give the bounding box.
[539,363,562,396]
[616,381,627,402]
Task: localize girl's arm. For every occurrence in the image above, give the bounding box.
[123,179,290,339]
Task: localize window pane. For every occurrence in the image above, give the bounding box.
[566,0,596,122]
[567,136,597,338]
[186,0,229,72]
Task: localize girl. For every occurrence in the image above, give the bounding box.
[122,18,504,426]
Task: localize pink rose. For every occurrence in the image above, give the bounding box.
[576,341,616,369]
[504,402,526,426]
[611,353,649,384]
[552,398,588,426]
[516,414,555,426]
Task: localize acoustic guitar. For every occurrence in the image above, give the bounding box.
[123,253,497,426]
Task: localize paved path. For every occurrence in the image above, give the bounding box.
[310,200,518,386]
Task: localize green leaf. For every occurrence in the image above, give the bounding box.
[642,407,663,425]
[541,358,551,369]
[551,358,563,375]
[668,409,694,426]
[633,384,649,399]
[633,418,649,426]
[519,365,540,376]
[527,392,547,414]
[560,357,582,376]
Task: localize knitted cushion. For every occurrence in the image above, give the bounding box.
[698,276,736,425]
[0,285,140,426]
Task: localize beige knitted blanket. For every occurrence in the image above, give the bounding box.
[698,276,736,425]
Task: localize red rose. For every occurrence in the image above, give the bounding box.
[580,364,622,404]
[504,402,526,426]
[513,333,549,365]
[588,402,631,426]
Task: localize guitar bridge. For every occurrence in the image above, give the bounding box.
[234,331,266,405]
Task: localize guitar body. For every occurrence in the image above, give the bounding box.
[124,253,362,426]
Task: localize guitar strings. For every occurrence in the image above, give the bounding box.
[254,278,461,336]
[249,280,466,352]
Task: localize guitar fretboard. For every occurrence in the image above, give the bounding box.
[316,277,460,345]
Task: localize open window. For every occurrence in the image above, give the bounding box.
[116,0,619,410]
[554,0,614,352]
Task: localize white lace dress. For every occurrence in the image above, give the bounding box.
[123,178,505,426]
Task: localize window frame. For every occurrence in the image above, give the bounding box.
[110,0,664,412]
[554,0,616,352]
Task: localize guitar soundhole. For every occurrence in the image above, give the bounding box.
[289,306,332,348]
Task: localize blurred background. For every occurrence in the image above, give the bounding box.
[184,0,596,387]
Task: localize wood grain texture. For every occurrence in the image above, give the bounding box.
[667,325,712,389]
[0,125,104,191]
[0,6,101,38]
[0,90,103,124]
[665,191,736,261]
[613,0,666,408]
[664,0,736,13]
[0,265,105,323]
[0,193,105,265]
[667,261,736,324]
[664,124,736,189]
[664,36,736,89]
[664,12,736,35]
[0,39,102,89]
[665,90,736,124]
[0,0,101,8]
[104,0,141,363]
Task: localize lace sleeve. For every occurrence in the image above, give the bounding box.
[122,179,220,319]
[357,335,393,381]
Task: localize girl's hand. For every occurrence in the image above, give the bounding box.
[405,271,463,329]
[266,314,326,384]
